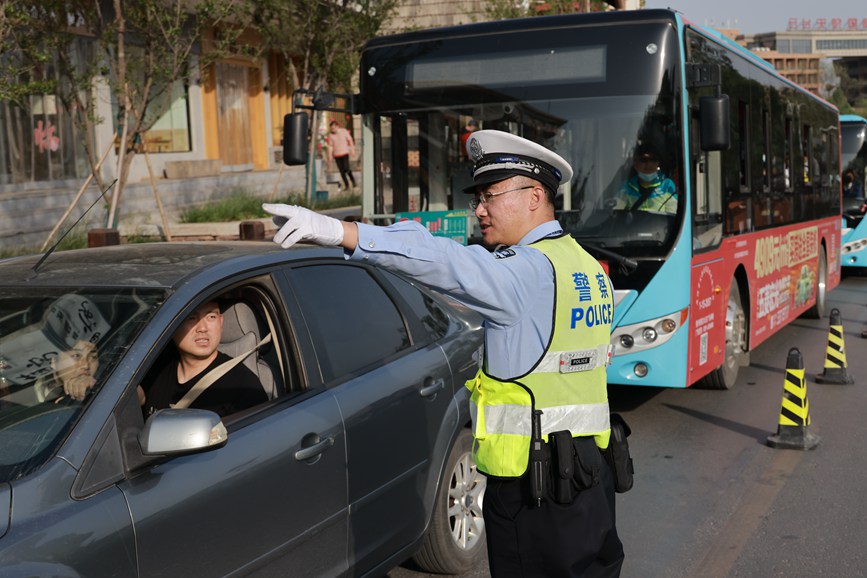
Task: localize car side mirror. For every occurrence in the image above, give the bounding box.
[139,409,228,456]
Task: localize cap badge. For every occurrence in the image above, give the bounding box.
[469,137,484,162]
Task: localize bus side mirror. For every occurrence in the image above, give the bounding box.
[283,112,309,166]
[700,95,730,152]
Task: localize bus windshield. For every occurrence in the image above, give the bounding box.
[361,17,683,260]
[841,117,867,169]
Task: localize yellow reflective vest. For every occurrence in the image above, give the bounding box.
[465,234,614,478]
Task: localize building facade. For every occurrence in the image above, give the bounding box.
[740,19,867,98]
[1,0,639,250]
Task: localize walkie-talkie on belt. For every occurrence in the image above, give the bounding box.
[529,409,548,507]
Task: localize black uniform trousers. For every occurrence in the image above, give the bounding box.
[483,445,624,577]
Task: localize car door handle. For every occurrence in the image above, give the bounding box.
[294,435,335,461]
[419,377,445,398]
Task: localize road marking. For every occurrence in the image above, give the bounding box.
[690,449,803,577]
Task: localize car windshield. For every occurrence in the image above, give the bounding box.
[0,288,165,481]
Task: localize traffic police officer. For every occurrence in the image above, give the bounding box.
[264,129,624,577]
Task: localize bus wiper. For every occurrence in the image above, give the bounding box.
[580,242,638,276]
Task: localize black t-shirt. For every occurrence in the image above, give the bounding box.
[142,351,268,417]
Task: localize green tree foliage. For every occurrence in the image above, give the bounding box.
[1,0,241,225]
[483,0,614,20]
[0,1,55,104]
[247,0,399,94]
[246,0,398,202]
[832,61,867,118]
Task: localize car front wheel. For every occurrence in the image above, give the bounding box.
[413,428,486,574]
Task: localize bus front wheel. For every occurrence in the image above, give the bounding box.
[802,248,827,319]
[699,277,747,390]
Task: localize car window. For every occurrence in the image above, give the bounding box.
[138,286,280,421]
[0,289,165,481]
[288,264,409,383]
[381,270,450,341]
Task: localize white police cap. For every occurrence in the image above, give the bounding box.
[464,130,573,194]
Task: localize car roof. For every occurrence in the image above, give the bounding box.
[0,242,342,290]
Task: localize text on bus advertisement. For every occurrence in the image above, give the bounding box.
[753,226,818,279]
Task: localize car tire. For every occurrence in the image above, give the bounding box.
[413,428,486,574]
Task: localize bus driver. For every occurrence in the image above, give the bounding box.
[613,142,677,214]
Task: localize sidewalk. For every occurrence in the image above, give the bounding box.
[119,205,361,242]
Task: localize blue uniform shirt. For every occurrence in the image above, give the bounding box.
[347,220,563,378]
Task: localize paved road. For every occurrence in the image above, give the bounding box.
[388,272,867,577]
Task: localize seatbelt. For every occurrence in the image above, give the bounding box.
[261,306,285,386]
[171,333,272,410]
[629,183,657,211]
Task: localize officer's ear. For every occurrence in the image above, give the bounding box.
[526,183,543,207]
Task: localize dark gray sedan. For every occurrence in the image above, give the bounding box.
[0,242,486,577]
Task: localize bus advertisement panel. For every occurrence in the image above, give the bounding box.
[840,114,867,267]
[286,9,841,389]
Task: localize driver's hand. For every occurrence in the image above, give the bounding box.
[63,374,96,401]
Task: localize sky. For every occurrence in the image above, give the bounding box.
[643,0,864,35]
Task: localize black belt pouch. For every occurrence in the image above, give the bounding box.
[605,413,634,493]
[549,431,601,504]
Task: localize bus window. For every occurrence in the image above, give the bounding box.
[762,108,771,192]
[783,117,793,191]
[802,125,812,184]
[693,150,723,250]
[738,100,750,190]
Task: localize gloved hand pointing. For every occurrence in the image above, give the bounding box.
[263,203,345,249]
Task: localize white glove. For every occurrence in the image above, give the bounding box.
[263,203,345,248]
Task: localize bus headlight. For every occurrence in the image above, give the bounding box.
[611,307,689,356]
[634,363,649,377]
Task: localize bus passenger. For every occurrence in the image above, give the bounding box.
[614,143,677,214]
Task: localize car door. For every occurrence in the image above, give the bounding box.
[119,289,349,577]
[282,262,454,574]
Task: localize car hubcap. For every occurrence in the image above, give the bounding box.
[448,452,486,550]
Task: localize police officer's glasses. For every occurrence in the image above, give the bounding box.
[469,185,535,210]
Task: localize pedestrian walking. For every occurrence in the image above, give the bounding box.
[264,129,625,577]
[327,120,356,191]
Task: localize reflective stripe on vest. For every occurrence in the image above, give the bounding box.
[466,234,614,478]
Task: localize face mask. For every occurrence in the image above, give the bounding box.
[637,171,657,183]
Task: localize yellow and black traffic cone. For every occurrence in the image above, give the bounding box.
[767,347,820,450]
[814,308,854,384]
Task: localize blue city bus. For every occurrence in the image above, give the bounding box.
[285,9,842,389]
[840,114,867,267]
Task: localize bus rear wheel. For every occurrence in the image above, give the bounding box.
[699,277,747,390]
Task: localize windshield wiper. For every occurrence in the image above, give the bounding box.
[579,242,638,276]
